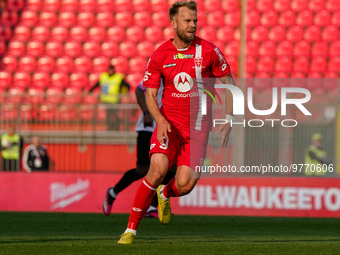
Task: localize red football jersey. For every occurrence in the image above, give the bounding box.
[143,37,231,131]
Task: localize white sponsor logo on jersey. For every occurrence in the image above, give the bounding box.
[174,72,193,93]
[222,63,228,71]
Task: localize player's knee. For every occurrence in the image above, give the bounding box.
[176,179,196,195]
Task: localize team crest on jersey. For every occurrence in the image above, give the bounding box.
[194,57,203,67]
[174,53,194,60]
[173,72,193,92]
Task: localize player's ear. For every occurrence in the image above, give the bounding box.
[170,18,177,30]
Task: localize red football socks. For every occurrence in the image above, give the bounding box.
[163,177,182,198]
[127,179,156,230]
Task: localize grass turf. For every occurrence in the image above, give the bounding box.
[0,212,340,255]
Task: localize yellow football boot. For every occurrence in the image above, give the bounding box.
[117,232,135,244]
[157,185,171,225]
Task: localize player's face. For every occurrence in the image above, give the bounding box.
[173,7,197,44]
[314,139,322,148]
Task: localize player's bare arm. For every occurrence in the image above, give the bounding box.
[218,73,235,148]
[135,86,153,128]
[145,87,171,144]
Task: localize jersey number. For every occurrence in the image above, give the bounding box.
[159,137,169,150]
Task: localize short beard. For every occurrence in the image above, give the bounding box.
[176,28,195,44]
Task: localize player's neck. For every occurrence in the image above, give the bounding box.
[172,37,193,50]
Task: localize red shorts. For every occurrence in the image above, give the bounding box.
[149,123,209,170]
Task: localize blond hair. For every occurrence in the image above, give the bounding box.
[169,1,197,21]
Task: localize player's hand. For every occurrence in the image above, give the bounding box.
[218,122,232,148]
[157,118,171,145]
[143,113,153,128]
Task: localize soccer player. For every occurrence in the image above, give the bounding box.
[118,0,235,244]
[102,80,176,217]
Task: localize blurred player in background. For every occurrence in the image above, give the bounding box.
[118,0,235,244]
[102,80,176,218]
[88,65,131,131]
[23,136,50,172]
[1,126,23,171]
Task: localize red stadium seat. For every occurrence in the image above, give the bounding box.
[137,40,154,58]
[45,40,62,57]
[291,72,306,78]
[88,26,106,42]
[311,56,327,72]
[126,26,144,42]
[58,11,76,27]
[278,10,295,27]
[55,55,73,72]
[260,10,278,26]
[1,10,19,26]
[32,25,49,41]
[20,10,37,27]
[64,87,82,105]
[247,0,256,10]
[309,0,325,10]
[129,57,147,73]
[126,72,143,89]
[51,25,68,42]
[69,71,88,89]
[13,70,31,89]
[0,40,4,55]
[43,0,59,11]
[326,0,340,11]
[199,26,216,42]
[115,0,131,11]
[88,72,100,87]
[27,87,45,105]
[107,26,125,42]
[115,12,133,28]
[132,0,150,12]
[92,56,109,72]
[96,11,114,27]
[332,12,340,26]
[224,41,239,57]
[96,0,113,11]
[207,11,224,27]
[246,41,259,56]
[286,26,303,42]
[293,56,309,72]
[322,25,338,42]
[224,11,240,27]
[37,103,57,121]
[144,26,163,42]
[150,0,167,12]
[256,0,273,11]
[39,10,57,27]
[275,56,292,72]
[26,40,44,57]
[13,24,30,41]
[196,10,206,27]
[216,26,234,43]
[276,41,292,56]
[324,71,338,78]
[304,26,321,42]
[151,11,168,28]
[163,26,174,40]
[273,0,290,11]
[0,70,12,89]
[74,55,91,72]
[296,10,313,26]
[69,25,87,42]
[100,40,119,57]
[57,105,78,121]
[246,56,257,72]
[64,40,81,57]
[268,26,285,42]
[37,55,54,72]
[246,10,260,27]
[26,0,41,10]
[61,0,78,11]
[291,0,308,11]
[328,57,340,72]
[311,42,328,57]
[213,41,224,52]
[293,41,310,56]
[8,40,24,57]
[259,41,276,56]
[257,56,274,72]
[118,41,137,58]
[32,71,49,89]
[7,87,25,105]
[112,56,128,74]
[51,71,69,89]
[203,0,220,11]
[77,11,94,27]
[18,55,36,72]
[330,41,340,56]
[1,54,17,71]
[82,40,100,57]
[251,26,268,42]
[79,0,96,10]
[0,25,12,41]
[222,0,239,11]
[133,11,152,28]
[314,10,331,26]
[273,71,289,78]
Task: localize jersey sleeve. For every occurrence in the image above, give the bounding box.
[143,56,162,89]
[210,46,231,78]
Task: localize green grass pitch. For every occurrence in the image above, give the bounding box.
[0,212,340,255]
